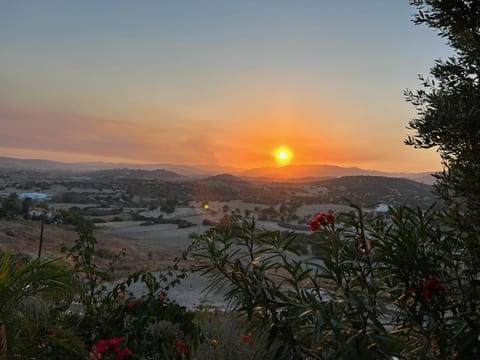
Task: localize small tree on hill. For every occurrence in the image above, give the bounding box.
[405,0,480,220]
[0,194,22,220]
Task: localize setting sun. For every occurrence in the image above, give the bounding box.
[273,146,293,165]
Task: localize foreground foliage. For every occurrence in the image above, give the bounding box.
[0,218,202,359]
[0,252,82,358]
[191,205,480,359]
[406,0,480,219]
[2,202,479,359]
[59,219,202,359]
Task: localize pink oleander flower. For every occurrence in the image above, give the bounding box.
[175,340,191,355]
[309,212,335,231]
[117,347,132,360]
[92,337,131,360]
[242,332,255,345]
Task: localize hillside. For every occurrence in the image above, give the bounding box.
[0,156,209,176]
[191,174,436,207]
[240,164,385,179]
[192,174,259,201]
[239,164,436,184]
[0,157,437,184]
[0,220,178,277]
[84,168,186,181]
[0,163,437,208]
[307,176,436,207]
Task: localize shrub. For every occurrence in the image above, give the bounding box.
[190,205,480,359]
[0,252,84,359]
[59,217,202,359]
[96,271,201,359]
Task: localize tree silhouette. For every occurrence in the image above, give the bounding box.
[406,0,480,219]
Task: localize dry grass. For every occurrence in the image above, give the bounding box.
[193,310,261,360]
[0,220,181,278]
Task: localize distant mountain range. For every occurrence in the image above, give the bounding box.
[238,164,436,185]
[240,164,384,179]
[0,156,212,176]
[0,156,436,184]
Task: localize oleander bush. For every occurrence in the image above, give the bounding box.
[190,204,480,359]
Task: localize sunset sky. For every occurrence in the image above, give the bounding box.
[1,1,452,172]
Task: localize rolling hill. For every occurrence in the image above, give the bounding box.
[0,156,436,184]
[239,164,436,184]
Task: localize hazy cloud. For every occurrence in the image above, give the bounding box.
[0,105,221,164]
